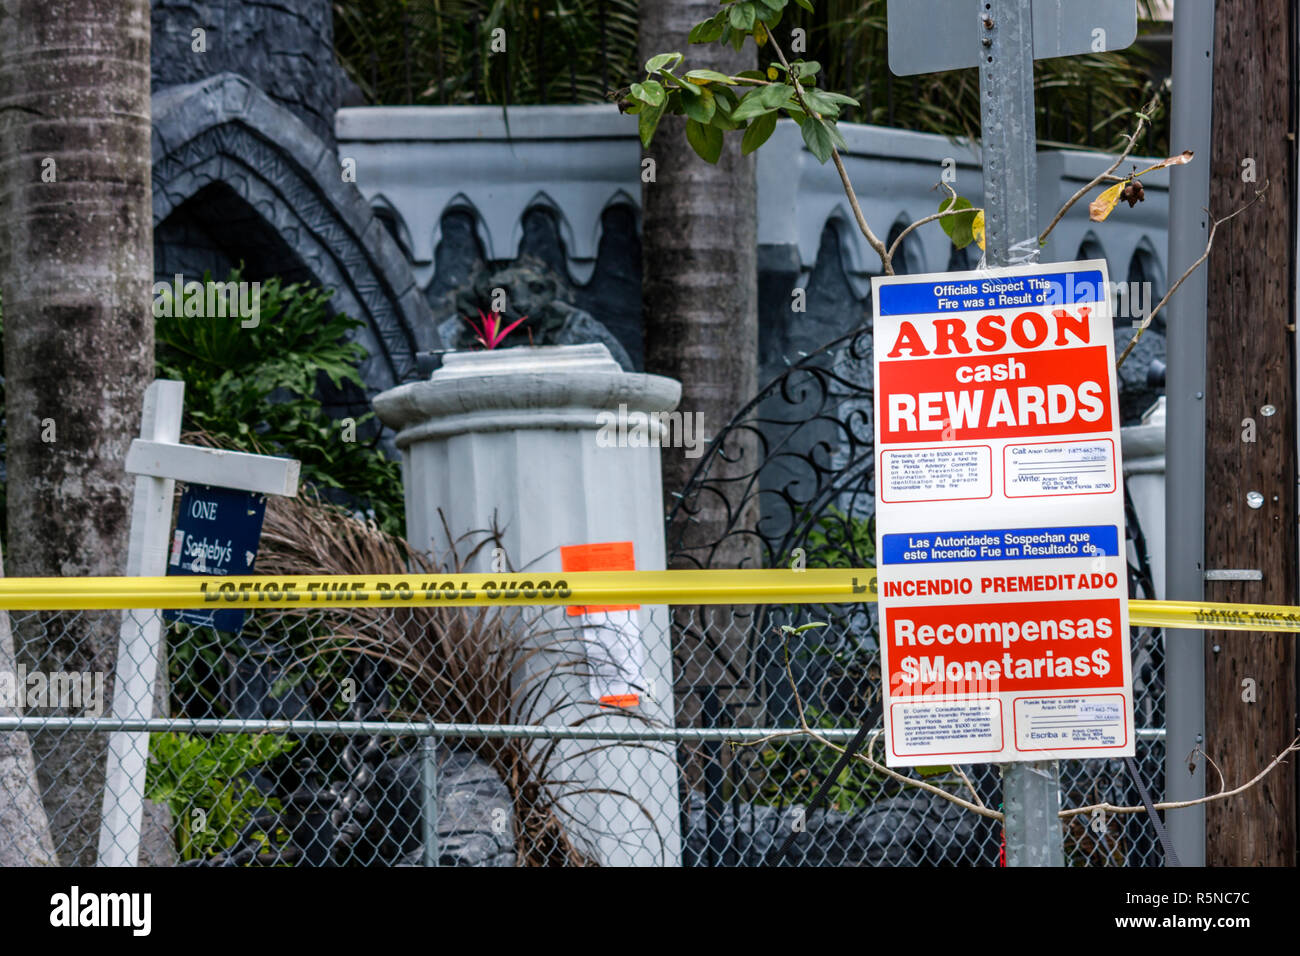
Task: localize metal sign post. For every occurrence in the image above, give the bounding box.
[1163,0,1213,869]
[888,0,1144,866]
[978,0,1064,871]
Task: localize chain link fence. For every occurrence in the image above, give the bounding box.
[0,597,1166,867]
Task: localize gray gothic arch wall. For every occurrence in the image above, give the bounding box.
[151,73,433,396]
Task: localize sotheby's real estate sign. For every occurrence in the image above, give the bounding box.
[164,484,268,633]
[872,259,1135,767]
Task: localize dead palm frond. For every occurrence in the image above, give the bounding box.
[176,430,666,865]
[256,490,605,865]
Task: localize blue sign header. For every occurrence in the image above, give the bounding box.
[876,269,1107,317]
[881,525,1119,565]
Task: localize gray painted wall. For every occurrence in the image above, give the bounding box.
[338,105,1171,423]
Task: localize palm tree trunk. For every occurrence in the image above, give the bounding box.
[0,539,57,866]
[0,0,154,865]
[639,0,759,559]
[639,1,760,733]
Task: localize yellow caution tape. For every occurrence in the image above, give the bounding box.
[0,570,871,610]
[1126,600,1300,633]
[0,569,1296,632]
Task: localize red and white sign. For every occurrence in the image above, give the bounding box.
[872,260,1135,766]
[561,541,644,708]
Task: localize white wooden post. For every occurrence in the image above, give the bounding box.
[98,379,300,866]
[98,380,184,867]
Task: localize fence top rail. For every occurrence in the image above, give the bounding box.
[0,716,1169,742]
[0,570,1295,632]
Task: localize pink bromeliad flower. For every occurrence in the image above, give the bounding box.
[463,308,528,349]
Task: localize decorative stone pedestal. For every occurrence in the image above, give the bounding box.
[374,343,683,866]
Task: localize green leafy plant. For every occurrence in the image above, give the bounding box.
[637,0,1185,276]
[334,0,1169,156]
[145,732,296,862]
[799,505,875,569]
[628,26,860,165]
[632,2,1167,162]
[333,0,640,108]
[938,195,980,251]
[154,267,403,534]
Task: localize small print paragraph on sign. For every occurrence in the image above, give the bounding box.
[891,699,1002,758]
[881,445,991,503]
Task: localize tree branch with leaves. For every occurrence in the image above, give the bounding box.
[627,0,1249,366]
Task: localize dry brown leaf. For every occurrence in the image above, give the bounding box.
[1135,149,1194,177]
[1089,181,1127,222]
[1091,151,1193,222]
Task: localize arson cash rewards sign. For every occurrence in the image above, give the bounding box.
[872,259,1135,767]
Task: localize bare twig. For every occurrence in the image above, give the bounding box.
[764,717,1004,819]
[745,616,1298,832]
[952,764,985,811]
[859,732,1002,819]
[1037,93,1161,246]
[1061,733,1300,819]
[765,32,892,273]
[1199,746,1227,796]
[1116,182,1269,369]
[781,635,810,737]
[748,717,1300,827]
[830,152,893,272]
[887,198,985,264]
[729,726,822,749]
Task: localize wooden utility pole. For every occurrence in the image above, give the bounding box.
[1203,0,1297,866]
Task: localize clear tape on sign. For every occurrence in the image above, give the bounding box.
[1006,235,1042,267]
[976,235,1041,272]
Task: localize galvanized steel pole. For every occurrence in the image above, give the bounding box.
[421,737,440,867]
[1163,0,1214,869]
[978,0,1065,867]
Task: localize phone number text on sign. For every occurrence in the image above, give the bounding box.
[1004,440,1116,497]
